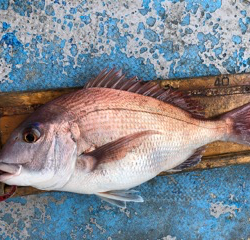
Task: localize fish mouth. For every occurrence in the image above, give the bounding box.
[0,163,22,181]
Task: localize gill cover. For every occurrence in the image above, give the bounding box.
[33,131,78,190]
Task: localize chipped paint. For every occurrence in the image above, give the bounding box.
[210,193,217,199]
[0,194,66,239]
[0,0,250,92]
[119,207,131,218]
[0,57,12,84]
[90,218,106,234]
[162,236,177,240]
[210,202,240,219]
[1,0,250,239]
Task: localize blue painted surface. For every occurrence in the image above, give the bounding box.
[0,0,249,92]
[0,1,250,239]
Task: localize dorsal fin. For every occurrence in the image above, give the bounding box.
[84,68,204,118]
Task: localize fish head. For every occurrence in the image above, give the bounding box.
[0,105,78,190]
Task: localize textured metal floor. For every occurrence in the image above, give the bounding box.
[1,0,250,239]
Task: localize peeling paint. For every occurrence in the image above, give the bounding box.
[0,0,250,92]
[210,202,240,219]
[119,207,131,218]
[90,218,106,234]
[0,57,12,84]
[210,193,217,199]
[161,236,177,240]
[1,1,250,239]
[0,195,60,239]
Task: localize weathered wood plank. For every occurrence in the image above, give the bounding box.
[0,73,250,197]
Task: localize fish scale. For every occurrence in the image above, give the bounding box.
[0,69,249,207]
[56,89,225,194]
[71,94,223,151]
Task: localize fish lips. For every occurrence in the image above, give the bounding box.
[0,163,22,181]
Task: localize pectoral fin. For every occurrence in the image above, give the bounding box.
[96,190,144,208]
[77,130,160,172]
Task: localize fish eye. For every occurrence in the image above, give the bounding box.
[23,127,41,143]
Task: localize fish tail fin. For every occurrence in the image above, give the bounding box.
[221,102,250,145]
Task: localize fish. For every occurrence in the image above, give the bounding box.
[0,68,250,208]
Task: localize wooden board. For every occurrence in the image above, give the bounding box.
[0,73,250,197]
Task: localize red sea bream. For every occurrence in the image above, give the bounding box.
[0,69,250,207]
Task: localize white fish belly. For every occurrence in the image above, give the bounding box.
[61,135,198,194]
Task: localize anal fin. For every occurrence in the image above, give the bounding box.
[171,146,206,171]
[96,190,144,208]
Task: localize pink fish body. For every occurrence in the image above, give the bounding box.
[0,69,249,207]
